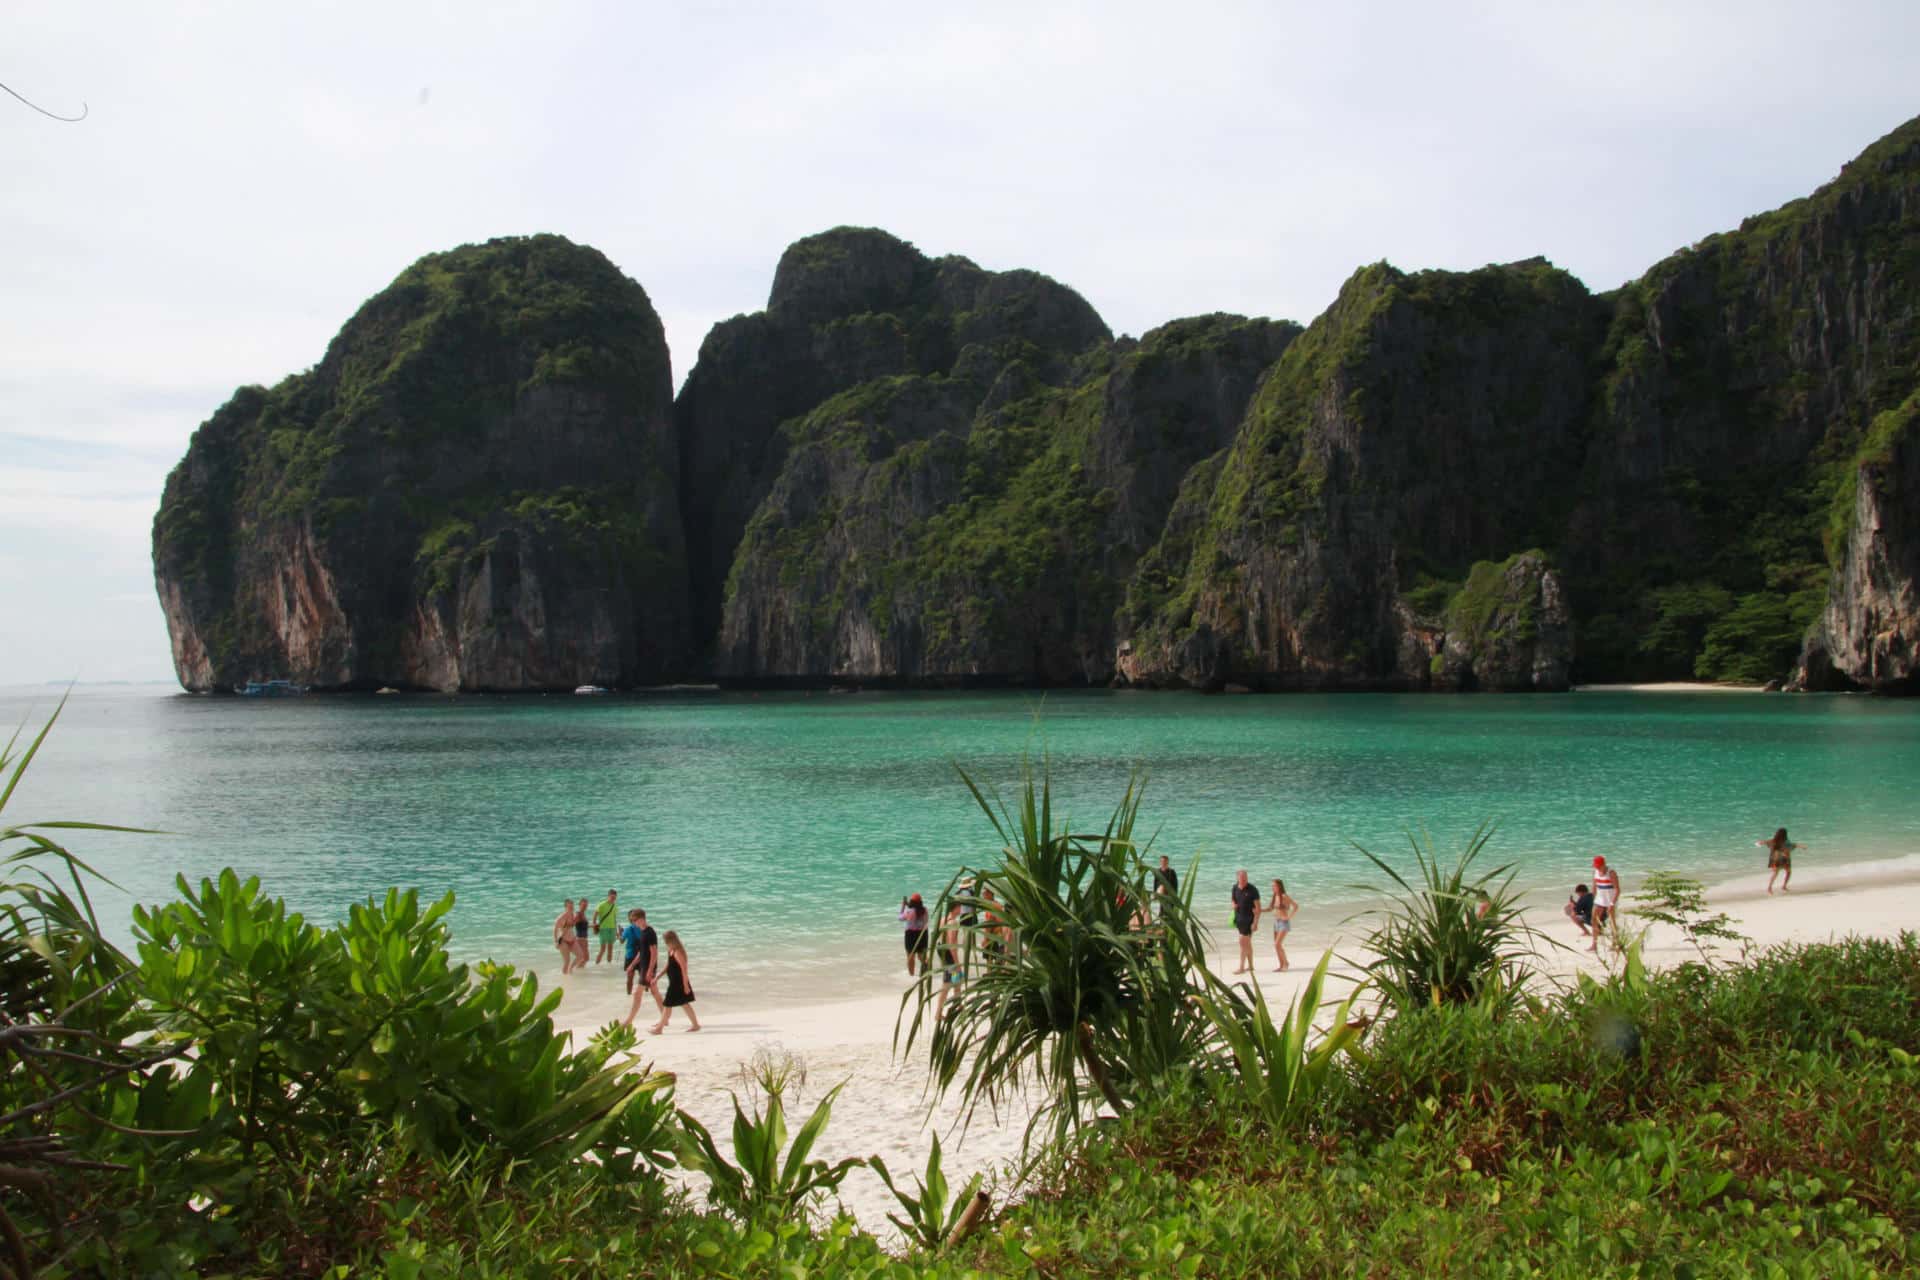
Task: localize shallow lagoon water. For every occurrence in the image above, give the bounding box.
[6,685,1918,1006]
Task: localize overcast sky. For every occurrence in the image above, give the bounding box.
[4,1,1916,685]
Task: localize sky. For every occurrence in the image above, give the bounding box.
[4,1,1917,686]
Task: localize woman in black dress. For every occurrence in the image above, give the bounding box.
[652,930,701,1034]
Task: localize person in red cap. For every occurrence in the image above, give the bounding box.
[900,893,931,976]
[1589,855,1621,951]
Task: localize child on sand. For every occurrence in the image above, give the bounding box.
[651,931,700,1034]
[1759,828,1800,894]
[1564,884,1594,938]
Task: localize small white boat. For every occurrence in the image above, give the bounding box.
[573,685,610,695]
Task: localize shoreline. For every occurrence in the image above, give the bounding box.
[549,851,1920,1235]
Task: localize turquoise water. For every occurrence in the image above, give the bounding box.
[5,686,1918,1006]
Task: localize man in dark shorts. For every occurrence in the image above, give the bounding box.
[1153,855,1178,920]
[1230,869,1262,974]
[624,909,661,1012]
[901,893,930,976]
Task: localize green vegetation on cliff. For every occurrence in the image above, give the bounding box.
[155,116,1920,693]
[153,234,688,691]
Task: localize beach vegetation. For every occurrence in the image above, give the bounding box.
[896,759,1218,1145]
[1629,869,1750,965]
[1196,948,1368,1132]
[871,1129,989,1253]
[991,933,1920,1278]
[1347,822,1549,1012]
[675,1081,868,1223]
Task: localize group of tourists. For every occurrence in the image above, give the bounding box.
[893,825,1803,993]
[553,891,700,1034]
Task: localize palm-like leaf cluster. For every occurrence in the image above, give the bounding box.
[1348,822,1551,1013]
[897,760,1218,1146]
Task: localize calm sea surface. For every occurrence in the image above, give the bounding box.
[5,686,1918,1007]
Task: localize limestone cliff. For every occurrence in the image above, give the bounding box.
[1571,115,1920,686]
[711,310,1292,684]
[1116,260,1597,690]
[152,235,687,692]
[1795,392,1920,691]
[676,227,1110,664]
[154,115,1920,695]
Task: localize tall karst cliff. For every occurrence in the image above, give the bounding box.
[155,115,1920,693]
[153,235,687,692]
[693,228,1296,682]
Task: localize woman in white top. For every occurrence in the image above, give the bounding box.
[1588,855,1621,951]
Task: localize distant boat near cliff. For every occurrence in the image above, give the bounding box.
[234,679,307,697]
[573,685,610,695]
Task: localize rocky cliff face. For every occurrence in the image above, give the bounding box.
[156,116,1920,694]
[710,307,1294,684]
[1570,116,1920,686]
[1116,261,1597,690]
[1795,393,1920,691]
[676,227,1110,664]
[152,235,687,691]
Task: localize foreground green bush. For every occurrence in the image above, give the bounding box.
[986,936,1920,1279]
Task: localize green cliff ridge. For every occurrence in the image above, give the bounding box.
[154,115,1920,693]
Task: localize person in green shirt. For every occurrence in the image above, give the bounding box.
[594,889,620,965]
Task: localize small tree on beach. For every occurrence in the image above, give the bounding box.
[1630,870,1748,966]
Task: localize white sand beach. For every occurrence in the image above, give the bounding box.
[550,854,1920,1235]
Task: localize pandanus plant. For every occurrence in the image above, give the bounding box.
[896,759,1216,1147]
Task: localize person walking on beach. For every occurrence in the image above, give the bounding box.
[593,890,620,965]
[1267,878,1298,972]
[618,908,653,997]
[901,894,930,976]
[650,931,700,1034]
[1589,857,1621,952]
[1230,869,1262,974]
[1759,827,1800,894]
[572,897,592,968]
[935,899,967,1020]
[554,899,579,975]
[622,910,662,1023]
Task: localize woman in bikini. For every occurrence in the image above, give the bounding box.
[1268,878,1298,971]
[572,897,592,968]
[1759,827,1800,894]
[554,899,579,974]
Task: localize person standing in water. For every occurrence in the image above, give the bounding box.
[554,899,579,975]
[1589,856,1621,952]
[572,898,592,969]
[1230,869,1262,974]
[593,889,620,965]
[1267,878,1298,972]
[651,931,700,1034]
[1759,827,1800,894]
